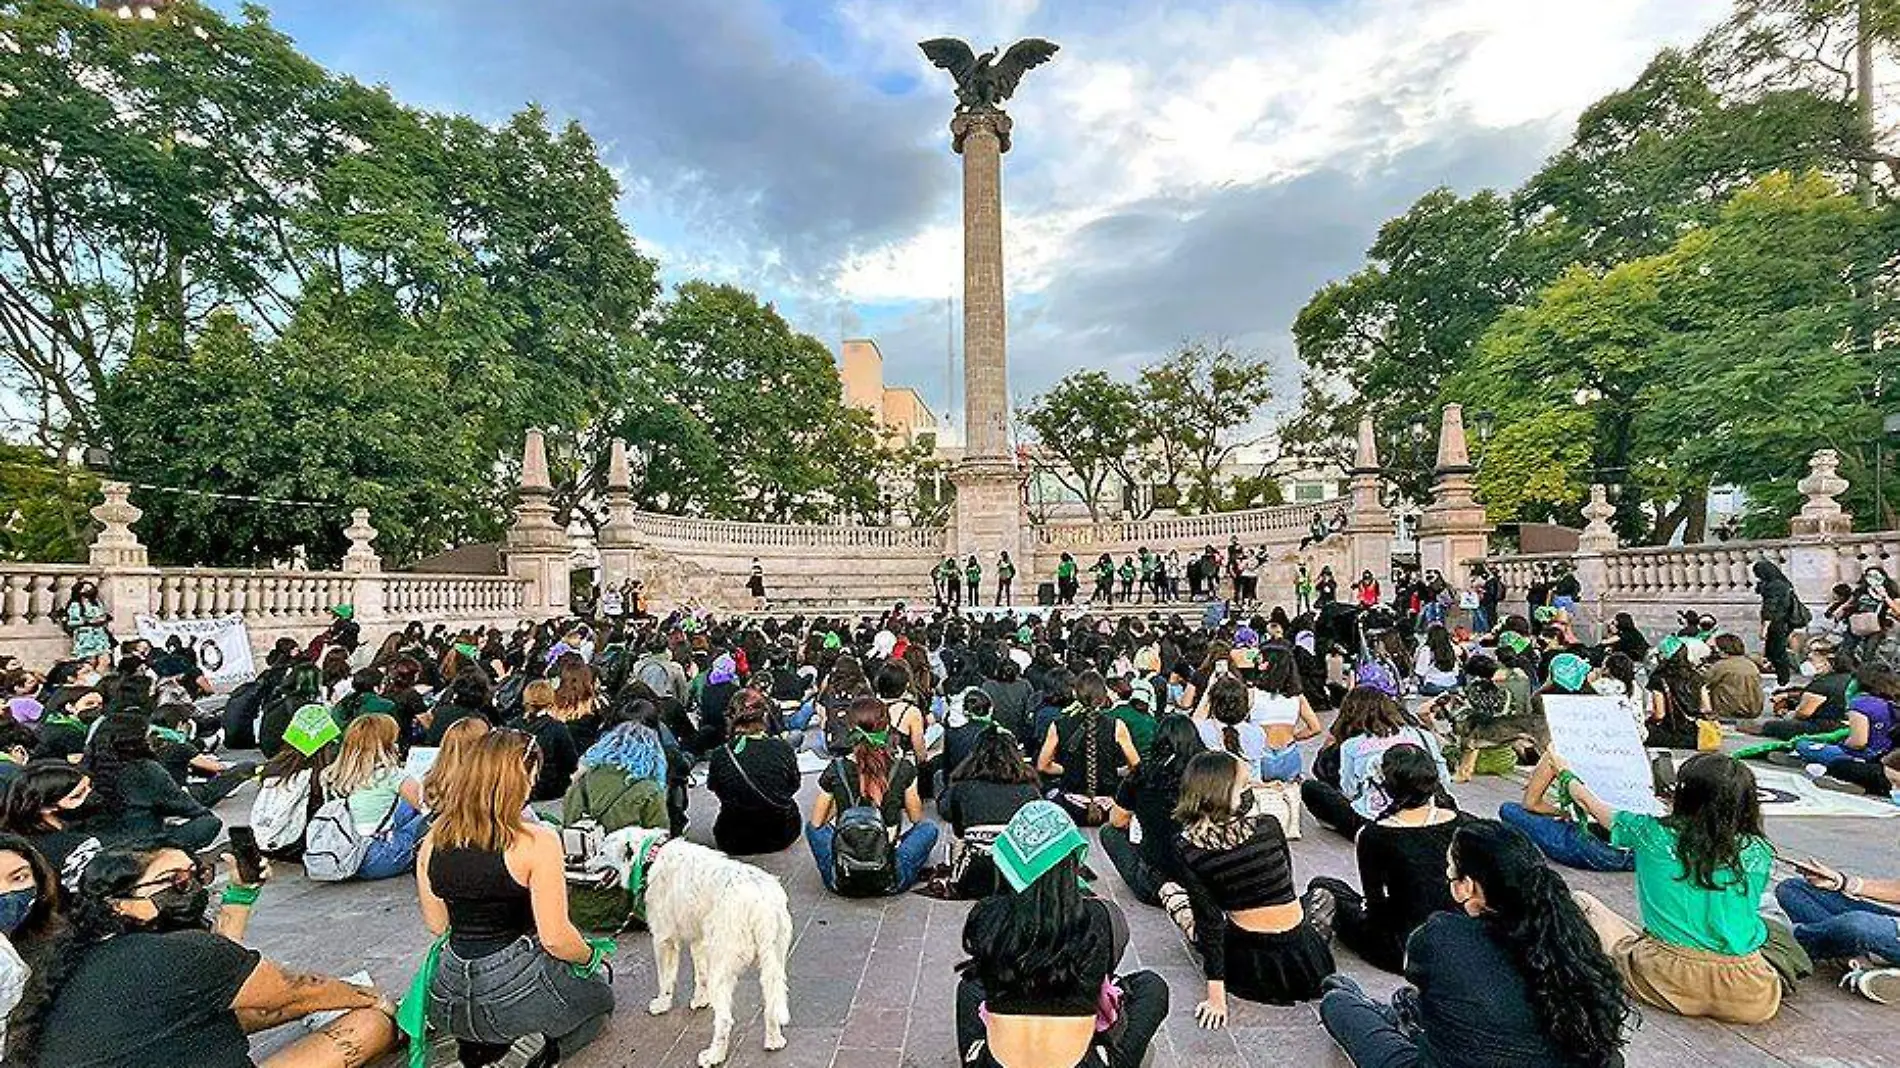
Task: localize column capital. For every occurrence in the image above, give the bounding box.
[952,108,1014,154]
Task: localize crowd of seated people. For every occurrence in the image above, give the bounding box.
[3,563,1899,1067]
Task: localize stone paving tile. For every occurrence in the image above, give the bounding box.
[216,750,1900,1068]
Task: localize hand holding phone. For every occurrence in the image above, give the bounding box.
[226,825,266,887]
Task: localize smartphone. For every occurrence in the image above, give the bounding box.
[227,825,264,885]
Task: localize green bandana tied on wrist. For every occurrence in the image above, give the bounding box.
[992,800,1089,893]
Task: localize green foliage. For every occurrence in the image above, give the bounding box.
[1019,370,1143,521]
[0,445,97,563]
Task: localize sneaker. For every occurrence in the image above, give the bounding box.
[1304,886,1338,945]
[1763,751,1808,769]
[462,1034,549,1068]
[1812,775,1869,796]
[1844,967,1900,1005]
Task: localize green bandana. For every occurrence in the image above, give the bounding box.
[1498,632,1532,656]
[625,833,669,924]
[1550,653,1591,693]
[284,703,340,756]
[150,726,190,746]
[398,935,448,1068]
[992,801,1088,892]
[330,603,354,621]
[851,727,890,748]
[1658,635,1685,661]
[454,642,479,661]
[823,632,843,651]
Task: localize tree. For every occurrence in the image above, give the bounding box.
[1018,371,1143,522]
[1138,342,1277,514]
[0,444,97,563]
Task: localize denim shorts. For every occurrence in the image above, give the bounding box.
[428,936,614,1046]
[1259,744,1303,782]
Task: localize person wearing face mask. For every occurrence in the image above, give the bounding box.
[1842,567,1900,667]
[29,687,103,763]
[0,762,114,877]
[8,844,398,1068]
[0,834,63,1058]
[1317,820,1632,1067]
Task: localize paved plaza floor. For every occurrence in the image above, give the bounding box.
[226,750,1900,1068]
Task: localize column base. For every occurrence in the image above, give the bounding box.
[949,458,1031,578]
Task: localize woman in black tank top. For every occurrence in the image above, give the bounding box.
[417,728,615,1063]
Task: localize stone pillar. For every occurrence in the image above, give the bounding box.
[89,480,155,625]
[1787,448,1854,611]
[946,108,1032,592]
[1571,484,1620,642]
[1345,415,1393,580]
[341,508,381,574]
[502,429,572,619]
[596,438,643,588]
[1415,404,1492,581]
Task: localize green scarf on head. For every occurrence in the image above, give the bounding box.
[992,800,1088,892]
[851,727,890,749]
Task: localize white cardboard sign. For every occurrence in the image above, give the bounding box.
[1543,694,1665,816]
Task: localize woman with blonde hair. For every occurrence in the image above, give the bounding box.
[419,729,615,1064]
[322,713,429,880]
[423,717,492,813]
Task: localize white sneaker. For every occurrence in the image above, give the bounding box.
[1845,967,1900,1005]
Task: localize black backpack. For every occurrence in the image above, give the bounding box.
[829,760,896,897]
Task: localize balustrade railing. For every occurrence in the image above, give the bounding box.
[631,511,947,552]
[1034,501,1333,548]
[383,575,528,617]
[150,570,360,621]
[1599,542,1789,600]
[0,565,95,629]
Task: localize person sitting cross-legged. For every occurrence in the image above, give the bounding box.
[1774,857,1900,1003]
[807,698,939,896]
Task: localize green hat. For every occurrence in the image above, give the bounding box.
[284,703,340,756]
[992,800,1088,893]
[1532,605,1557,623]
[822,631,842,651]
[1550,653,1590,693]
[1498,631,1532,656]
[330,604,354,621]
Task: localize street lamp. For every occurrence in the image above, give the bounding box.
[1471,409,1496,447]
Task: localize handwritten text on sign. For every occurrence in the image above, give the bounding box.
[1544,695,1665,816]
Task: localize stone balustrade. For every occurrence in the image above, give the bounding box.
[150,570,359,621]
[631,511,948,553]
[1035,500,1332,549]
[1598,541,1792,601]
[383,575,530,618]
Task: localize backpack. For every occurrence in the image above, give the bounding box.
[820,696,856,755]
[220,681,263,750]
[829,760,896,897]
[636,657,674,699]
[249,770,316,855]
[302,793,391,881]
[493,674,528,722]
[1787,597,1813,628]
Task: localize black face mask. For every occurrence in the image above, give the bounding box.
[144,883,211,933]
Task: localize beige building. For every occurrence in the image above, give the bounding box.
[840,338,940,448]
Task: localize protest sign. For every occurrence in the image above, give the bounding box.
[135,614,258,690]
[1544,694,1665,816]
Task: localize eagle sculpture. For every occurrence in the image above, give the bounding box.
[919,37,1059,112]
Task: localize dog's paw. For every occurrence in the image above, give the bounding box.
[647,996,674,1015]
[762,1030,787,1052]
[689,989,712,1011]
[697,1045,731,1067]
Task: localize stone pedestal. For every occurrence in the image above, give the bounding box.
[596,438,643,588]
[950,457,1032,586]
[1345,415,1394,580]
[502,429,572,618]
[1416,404,1492,580]
[1790,449,1852,536]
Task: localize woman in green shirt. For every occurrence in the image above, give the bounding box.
[1557,752,1781,1024]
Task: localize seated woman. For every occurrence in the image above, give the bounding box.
[1704,634,1766,720]
[1300,688,1450,842]
[421,669,496,747]
[1,762,112,877]
[0,833,62,1055]
[1102,715,1203,915]
[1250,646,1323,779]
[563,717,669,834]
[147,702,256,808]
[424,718,494,812]
[1498,751,1636,873]
[79,714,222,853]
[10,844,397,1068]
[1174,751,1335,1024]
[1304,744,1466,974]
[511,680,580,805]
[1644,637,1711,750]
[420,729,615,1064]
[808,698,939,896]
[937,728,1039,898]
[1788,665,1898,778]
[706,689,802,856]
[1559,752,1782,1024]
[320,713,428,880]
[257,662,324,759]
[954,801,1168,1068]
[1774,855,1900,1002]
[1319,820,1632,1068]
[1037,671,1140,826]
[1412,624,1464,697]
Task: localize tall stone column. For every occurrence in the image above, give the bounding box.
[502,429,572,618]
[1345,415,1394,580]
[947,109,1033,589]
[1415,404,1492,581]
[596,438,644,588]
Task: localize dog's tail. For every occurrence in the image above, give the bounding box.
[755,880,794,1028]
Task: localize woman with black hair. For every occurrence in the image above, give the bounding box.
[1304,744,1465,974]
[422,667,496,746]
[1561,752,1782,1023]
[1605,612,1649,663]
[1,762,110,875]
[0,834,62,1055]
[9,844,397,1067]
[257,662,324,759]
[1644,636,1709,750]
[954,801,1168,1068]
[1842,565,1900,667]
[1038,671,1140,827]
[706,690,802,856]
[1319,819,1632,1067]
[1102,714,1204,912]
[60,579,112,662]
[1175,751,1335,1024]
[938,727,1040,898]
[1753,561,1801,684]
[1412,624,1463,697]
[981,654,1035,747]
[79,713,221,852]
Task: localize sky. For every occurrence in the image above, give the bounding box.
[215,0,1731,439]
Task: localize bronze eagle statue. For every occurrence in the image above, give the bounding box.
[919,38,1059,112]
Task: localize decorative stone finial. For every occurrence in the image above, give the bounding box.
[608,438,632,493]
[87,480,147,568]
[1579,484,1619,553]
[520,428,552,494]
[342,507,381,574]
[1353,414,1380,473]
[1434,404,1472,472]
[1791,448,1852,536]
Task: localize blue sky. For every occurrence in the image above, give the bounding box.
[212,0,1728,438]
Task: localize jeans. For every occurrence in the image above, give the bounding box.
[1472,606,1493,634]
[1319,976,1422,1068]
[1099,824,1163,906]
[1498,803,1634,873]
[1759,716,1844,741]
[1793,741,1852,765]
[1775,879,1900,966]
[428,935,614,1054]
[357,800,432,881]
[806,821,940,894]
[954,971,1168,1068]
[1260,744,1304,783]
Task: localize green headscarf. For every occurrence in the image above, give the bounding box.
[1549,652,1590,693]
[823,631,843,651]
[1658,634,1686,661]
[1498,631,1532,656]
[992,800,1088,892]
[330,603,355,621]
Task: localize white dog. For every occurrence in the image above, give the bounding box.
[596,827,794,1066]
